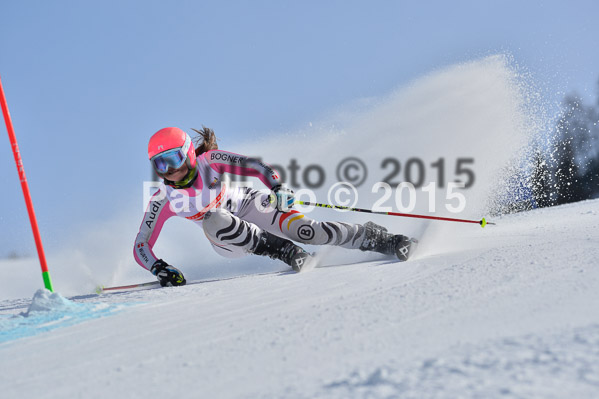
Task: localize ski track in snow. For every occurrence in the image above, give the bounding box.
[0,200,598,398]
[318,323,599,399]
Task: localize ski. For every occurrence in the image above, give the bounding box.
[95,281,159,294]
[95,270,291,294]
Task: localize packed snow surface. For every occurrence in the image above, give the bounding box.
[1,199,598,398]
[0,53,594,399]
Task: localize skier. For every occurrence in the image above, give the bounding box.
[134,127,417,286]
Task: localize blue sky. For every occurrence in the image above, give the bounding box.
[1,0,599,257]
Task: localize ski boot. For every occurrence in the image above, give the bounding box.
[252,230,314,272]
[359,221,418,261]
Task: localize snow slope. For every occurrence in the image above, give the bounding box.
[1,199,598,398]
[1,55,547,302]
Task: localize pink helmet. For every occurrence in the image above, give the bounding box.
[148,127,197,176]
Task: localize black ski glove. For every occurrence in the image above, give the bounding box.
[150,259,186,287]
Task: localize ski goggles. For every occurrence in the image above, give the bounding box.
[151,135,192,174]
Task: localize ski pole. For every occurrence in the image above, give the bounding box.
[295,201,495,227]
[0,75,54,291]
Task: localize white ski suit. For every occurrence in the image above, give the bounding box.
[134,150,368,271]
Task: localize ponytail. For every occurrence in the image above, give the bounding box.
[191,126,218,156]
